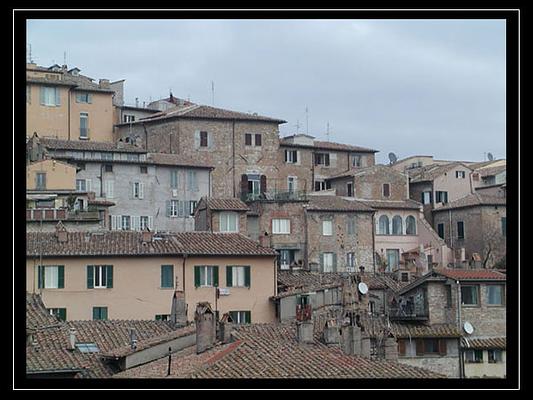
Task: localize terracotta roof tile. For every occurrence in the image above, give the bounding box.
[361,317,462,339]
[433,268,506,281]
[432,193,506,212]
[39,138,146,153]
[357,199,422,210]
[280,137,378,153]
[307,196,375,212]
[461,337,506,349]
[409,163,472,183]
[199,197,250,211]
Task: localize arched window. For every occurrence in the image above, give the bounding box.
[406,215,417,235]
[378,215,390,235]
[392,215,403,235]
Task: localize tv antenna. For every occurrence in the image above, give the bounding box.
[27,43,33,63]
[326,121,330,142]
[305,106,309,135]
[295,120,300,135]
[211,81,215,106]
[388,152,398,165]
[63,51,67,66]
[487,152,494,161]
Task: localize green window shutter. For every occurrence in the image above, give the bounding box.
[194,266,200,288]
[92,307,99,320]
[213,266,219,287]
[244,266,251,288]
[87,265,94,289]
[161,265,173,288]
[102,307,108,320]
[57,266,65,289]
[37,265,44,289]
[58,308,67,321]
[107,266,113,288]
[320,253,324,272]
[245,311,251,324]
[226,266,233,287]
[332,254,337,272]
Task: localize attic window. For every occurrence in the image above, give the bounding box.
[75,343,100,353]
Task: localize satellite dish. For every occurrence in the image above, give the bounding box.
[487,152,494,161]
[463,321,474,335]
[358,282,369,295]
[388,152,398,164]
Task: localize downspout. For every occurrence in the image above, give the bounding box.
[449,209,455,266]
[142,122,149,151]
[303,205,309,270]
[67,87,72,140]
[232,120,236,197]
[456,280,464,378]
[372,211,377,274]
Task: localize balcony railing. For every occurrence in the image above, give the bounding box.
[27,208,100,222]
[242,190,308,203]
[388,303,428,321]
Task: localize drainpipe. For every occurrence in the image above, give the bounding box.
[456,280,464,378]
[67,87,72,140]
[303,204,309,270]
[372,211,376,274]
[232,120,236,197]
[142,122,149,151]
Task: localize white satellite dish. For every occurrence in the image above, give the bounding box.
[463,321,474,335]
[358,282,369,295]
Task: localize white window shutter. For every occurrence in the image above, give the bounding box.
[194,130,200,148]
[148,216,154,230]
[108,181,114,199]
[86,179,92,192]
[131,182,135,198]
[111,215,117,230]
[55,88,61,106]
[139,183,144,199]
[207,133,212,148]
[133,216,140,231]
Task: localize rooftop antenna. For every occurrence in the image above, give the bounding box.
[63,51,67,66]
[27,43,33,63]
[326,121,330,142]
[487,152,494,161]
[388,152,398,165]
[211,81,215,106]
[305,106,309,135]
[295,120,301,135]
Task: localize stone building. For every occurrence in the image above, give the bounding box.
[26,63,116,142]
[194,197,249,234]
[28,136,213,232]
[114,103,286,199]
[26,229,277,323]
[432,193,506,268]
[394,268,506,378]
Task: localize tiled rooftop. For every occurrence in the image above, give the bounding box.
[361,317,462,339]
[26,231,277,257]
[280,136,378,153]
[461,337,506,349]
[432,193,506,212]
[409,162,471,183]
[39,138,146,153]
[199,197,250,212]
[356,199,422,210]
[307,196,375,212]
[433,268,506,281]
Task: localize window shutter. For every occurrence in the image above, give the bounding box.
[58,308,67,321]
[421,193,425,203]
[244,266,251,288]
[55,88,60,106]
[194,266,200,288]
[260,175,267,195]
[111,215,117,230]
[148,216,154,230]
[39,87,45,105]
[438,339,447,356]
[87,265,94,289]
[92,307,99,320]
[416,339,424,356]
[86,179,92,193]
[139,183,144,199]
[131,182,135,198]
[207,132,212,148]
[398,339,406,356]
[37,265,44,289]
[178,200,185,217]
[166,200,171,217]
[325,154,330,166]
[332,253,337,272]
[284,150,288,162]
[102,307,108,320]
[107,266,113,288]
[255,134,262,146]
[57,266,65,289]
[194,130,200,148]
[245,311,251,324]
[87,93,92,104]
[226,266,233,287]
[320,253,324,272]
[295,151,299,163]
[240,175,249,197]
[213,266,219,287]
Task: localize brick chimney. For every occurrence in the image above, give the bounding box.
[384,336,398,361]
[170,290,187,328]
[141,228,153,244]
[194,302,216,354]
[99,79,110,89]
[218,313,234,344]
[322,319,340,345]
[341,324,362,356]
[55,221,68,243]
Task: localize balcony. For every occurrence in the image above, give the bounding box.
[242,190,308,203]
[388,302,428,321]
[27,208,100,222]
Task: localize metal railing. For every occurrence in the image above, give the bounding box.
[242,190,308,202]
[388,302,428,320]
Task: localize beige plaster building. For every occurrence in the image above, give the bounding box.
[26,159,76,191]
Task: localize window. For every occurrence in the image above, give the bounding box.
[322,219,333,236]
[285,150,298,163]
[76,92,92,103]
[92,307,108,321]
[423,339,440,354]
[132,182,144,199]
[75,343,100,353]
[446,286,452,308]
[169,200,179,217]
[226,266,251,288]
[140,216,150,230]
[102,152,113,161]
[278,250,296,269]
[140,166,148,174]
[188,201,197,216]
[314,180,331,191]
[315,153,330,166]
[422,191,432,205]
[347,182,353,197]
[416,339,447,356]
[121,215,131,230]
[26,85,31,103]
[436,191,448,204]
[322,253,335,272]
[378,215,390,235]
[194,266,219,288]
[392,215,403,235]
[161,265,174,288]
[48,308,67,321]
[104,180,114,199]
[123,114,135,123]
[87,265,114,289]
[501,217,506,236]
[80,113,89,139]
[200,131,208,147]
[352,154,362,167]
[386,249,400,272]
[382,183,390,198]
[461,285,479,306]
[437,223,445,239]
[245,133,252,146]
[127,154,139,162]
[456,171,466,179]
[229,311,251,324]
[37,265,64,289]
[457,221,465,240]
[187,170,198,191]
[346,218,356,235]
[155,314,170,321]
[346,253,355,269]
[220,212,239,233]
[36,199,54,208]
[255,134,262,146]
[487,285,505,305]
[40,86,60,106]
[170,170,179,189]
[406,216,417,235]
[35,172,46,190]
[464,349,483,363]
[104,164,113,173]
[488,349,503,363]
[272,218,291,234]
[248,178,261,198]
[287,176,297,193]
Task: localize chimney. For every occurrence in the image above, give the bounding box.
[296,320,314,344]
[129,328,138,350]
[55,222,68,243]
[99,79,110,89]
[322,319,340,345]
[384,336,398,361]
[68,328,77,350]
[170,290,187,328]
[361,334,371,358]
[218,313,234,344]
[341,324,362,356]
[194,302,215,354]
[359,266,365,275]
[141,228,153,244]
[258,232,269,248]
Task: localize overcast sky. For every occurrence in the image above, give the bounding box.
[26,19,506,163]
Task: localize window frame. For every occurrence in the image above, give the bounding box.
[322,219,333,236]
[486,284,505,306]
[461,285,480,306]
[272,218,291,235]
[382,183,391,198]
[457,221,465,240]
[79,112,89,139]
[160,265,174,289]
[220,212,239,233]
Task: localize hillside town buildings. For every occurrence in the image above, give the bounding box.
[24,62,507,380]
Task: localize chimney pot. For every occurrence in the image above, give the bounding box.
[99,79,110,89]
[68,328,77,350]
